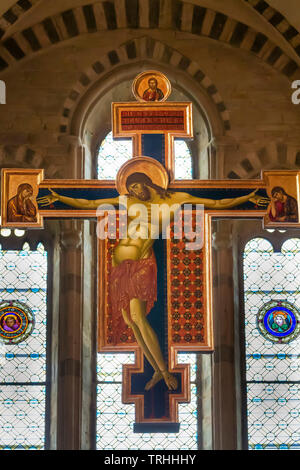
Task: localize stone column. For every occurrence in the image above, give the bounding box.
[197,353,213,450]
[57,220,83,449]
[212,220,237,449]
[58,134,85,179]
[212,135,238,179]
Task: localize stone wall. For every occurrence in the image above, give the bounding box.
[1,0,300,450]
[0,1,300,180]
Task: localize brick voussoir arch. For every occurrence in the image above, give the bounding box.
[0,0,40,40]
[0,143,61,178]
[0,0,299,79]
[58,36,231,135]
[243,0,300,67]
[227,143,300,179]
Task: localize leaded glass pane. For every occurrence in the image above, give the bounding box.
[0,246,48,449]
[247,383,300,450]
[97,353,135,383]
[97,132,132,180]
[97,132,193,181]
[174,140,193,180]
[243,237,300,450]
[0,385,46,450]
[96,352,198,450]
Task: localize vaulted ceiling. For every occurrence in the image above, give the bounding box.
[1,0,300,180]
[0,1,300,75]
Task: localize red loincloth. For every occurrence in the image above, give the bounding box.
[109,251,157,344]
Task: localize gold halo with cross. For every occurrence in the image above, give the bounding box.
[116,156,169,195]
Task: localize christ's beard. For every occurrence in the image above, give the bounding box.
[137,188,151,201]
[130,187,151,201]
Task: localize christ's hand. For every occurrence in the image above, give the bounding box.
[37,188,60,207]
[248,190,270,207]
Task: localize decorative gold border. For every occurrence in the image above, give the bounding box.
[4,169,300,230]
[112,102,193,178]
[132,70,171,103]
[97,218,138,352]
[1,169,44,228]
[112,103,193,136]
[263,170,300,228]
[38,178,265,189]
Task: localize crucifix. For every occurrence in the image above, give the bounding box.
[1,70,300,433]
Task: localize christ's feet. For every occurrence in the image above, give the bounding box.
[145,371,162,390]
[144,370,178,391]
[162,370,178,390]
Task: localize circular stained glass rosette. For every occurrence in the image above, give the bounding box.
[0,301,35,345]
[257,300,300,344]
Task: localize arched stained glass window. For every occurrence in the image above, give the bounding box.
[243,237,300,450]
[97,132,193,180]
[0,241,49,450]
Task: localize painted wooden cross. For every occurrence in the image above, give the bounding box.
[1,71,300,433]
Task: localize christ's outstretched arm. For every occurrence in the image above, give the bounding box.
[37,189,121,210]
[173,189,269,209]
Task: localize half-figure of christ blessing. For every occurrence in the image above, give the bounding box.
[37,164,269,391]
[142,77,164,102]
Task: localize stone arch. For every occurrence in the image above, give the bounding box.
[226,142,300,179]
[0,0,299,81]
[0,143,60,178]
[59,36,231,137]
[243,0,300,66]
[67,56,223,180]
[0,0,40,40]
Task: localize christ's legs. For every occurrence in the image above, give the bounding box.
[121,308,159,374]
[121,308,163,389]
[129,298,178,391]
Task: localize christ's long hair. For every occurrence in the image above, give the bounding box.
[148,77,158,86]
[125,172,173,199]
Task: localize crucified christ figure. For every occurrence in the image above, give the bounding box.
[37,171,268,391]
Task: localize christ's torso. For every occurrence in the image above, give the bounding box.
[112,195,182,266]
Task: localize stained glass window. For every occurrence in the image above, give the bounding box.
[97,132,193,180]
[174,139,193,180]
[96,352,198,450]
[243,237,300,450]
[0,242,48,450]
[97,132,132,180]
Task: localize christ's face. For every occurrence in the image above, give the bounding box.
[149,79,157,90]
[128,182,151,201]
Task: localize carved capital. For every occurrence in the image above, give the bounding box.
[58,134,82,148]
[212,135,238,151]
[60,221,82,250]
[212,230,232,251]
